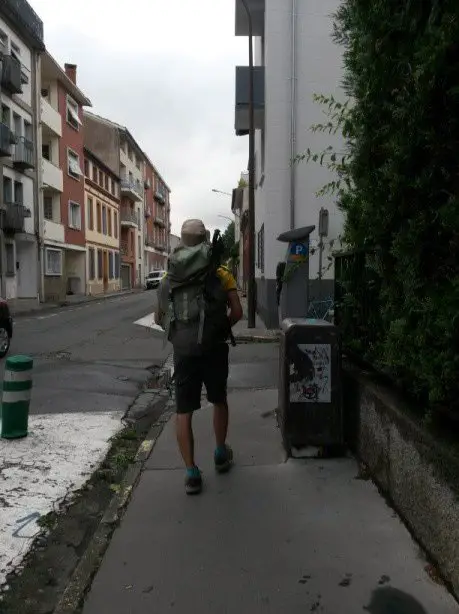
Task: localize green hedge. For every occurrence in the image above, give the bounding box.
[333,1,459,414]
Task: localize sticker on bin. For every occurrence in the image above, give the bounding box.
[289,343,331,403]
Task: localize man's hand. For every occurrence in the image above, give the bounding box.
[227,289,243,326]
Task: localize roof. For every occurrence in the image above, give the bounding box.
[41,52,91,107]
[84,111,171,192]
[84,146,120,180]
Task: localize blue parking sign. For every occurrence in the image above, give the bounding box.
[288,242,308,263]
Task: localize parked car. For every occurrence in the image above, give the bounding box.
[145,270,166,290]
[0,298,13,358]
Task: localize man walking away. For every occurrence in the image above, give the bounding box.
[156,219,243,494]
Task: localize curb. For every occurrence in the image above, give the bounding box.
[11,289,142,319]
[53,398,174,614]
[234,333,280,344]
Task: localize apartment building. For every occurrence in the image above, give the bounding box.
[83,112,146,290]
[0,1,44,303]
[84,148,121,295]
[40,53,91,302]
[144,156,170,272]
[234,0,344,328]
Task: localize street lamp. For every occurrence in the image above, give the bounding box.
[212,189,232,197]
[239,0,256,328]
[218,214,233,224]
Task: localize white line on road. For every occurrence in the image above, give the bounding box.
[134,313,165,333]
[0,411,123,586]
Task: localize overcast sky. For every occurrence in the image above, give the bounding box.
[29,0,248,236]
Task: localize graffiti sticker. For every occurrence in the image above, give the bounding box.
[289,343,331,403]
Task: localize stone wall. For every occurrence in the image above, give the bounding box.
[343,364,459,599]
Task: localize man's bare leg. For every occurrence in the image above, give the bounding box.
[213,400,233,473]
[176,412,195,468]
[177,412,202,494]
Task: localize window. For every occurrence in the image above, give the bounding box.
[68,201,81,230]
[0,30,8,54]
[5,243,14,276]
[109,252,114,279]
[110,178,115,195]
[104,175,109,191]
[44,196,53,221]
[66,96,81,130]
[99,170,103,186]
[68,149,82,180]
[102,205,107,235]
[108,209,112,236]
[97,249,103,280]
[13,113,21,138]
[84,159,89,177]
[89,247,95,280]
[138,235,141,258]
[14,181,23,205]
[87,196,93,230]
[42,143,50,160]
[92,165,97,182]
[1,104,10,127]
[114,212,118,238]
[24,121,32,141]
[45,248,62,276]
[96,201,101,232]
[3,177,12,203]
[115,252,120,278]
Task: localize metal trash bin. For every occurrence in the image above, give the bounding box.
[278,318,343,455]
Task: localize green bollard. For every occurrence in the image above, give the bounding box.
[1,355,33,439]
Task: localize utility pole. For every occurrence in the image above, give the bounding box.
[240,0,256,328]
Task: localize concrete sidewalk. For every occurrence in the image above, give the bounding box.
[82,345,457,614]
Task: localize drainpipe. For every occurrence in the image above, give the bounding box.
[289,0,297,230]
[33,50,44,302]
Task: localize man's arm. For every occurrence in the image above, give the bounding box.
[227,289,243,326]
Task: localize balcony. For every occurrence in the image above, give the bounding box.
[120,208,138,228]
[42,158,63,192]
[13,136,34,170]
[235,66,265,136]
[120,179,143,202]
[153,215,166,228]
[41,97,62,137]
[3,203,31,233]
[154,239,167,252]
[43,219,64,243]
[1,55,23,95]
[235,0,264,36]
[0,123,14,157]
[154,189,166,204]
[145,236,155,248]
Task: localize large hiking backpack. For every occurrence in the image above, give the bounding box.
[165,236,230,356]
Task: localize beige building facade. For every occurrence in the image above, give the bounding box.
[84,148,121,295]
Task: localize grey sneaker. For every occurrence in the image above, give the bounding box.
[185,469,203,495]
[214,445,233,474]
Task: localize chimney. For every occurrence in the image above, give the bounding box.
[64,63,77,84]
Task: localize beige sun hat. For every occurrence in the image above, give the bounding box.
[181,219,207,247]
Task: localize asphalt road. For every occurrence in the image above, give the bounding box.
[4,292,170,416]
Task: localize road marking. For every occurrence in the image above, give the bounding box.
[134,313,164,333]
[36,313,58,321]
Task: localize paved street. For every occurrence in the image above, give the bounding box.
[6,291,168,416]
[0,291,170,586]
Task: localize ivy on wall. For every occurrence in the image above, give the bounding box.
[304,1,459,414]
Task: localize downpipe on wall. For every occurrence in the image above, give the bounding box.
[289,0,297,231]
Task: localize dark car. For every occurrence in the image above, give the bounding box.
[145,270,166,290]
[0,298,13,358]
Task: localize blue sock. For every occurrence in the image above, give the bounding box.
[215,445,227,459]
[186,466,200,478]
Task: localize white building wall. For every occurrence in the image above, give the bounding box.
[253,0,344,325]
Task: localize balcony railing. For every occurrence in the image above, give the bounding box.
[145,236,155,247]
[120,179,143,202]
[154,240,167,252]
[154,189,166,203]
[1,55,22,94]
[13,136,34,169]
[154,215,166,227]
[120,208,138,227]
[3,203,31,233]
[0,123,14,157]
[235,66,265,136]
